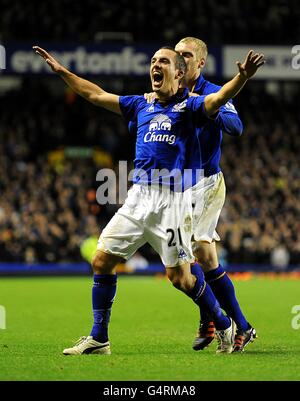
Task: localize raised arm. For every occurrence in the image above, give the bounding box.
[204,50,265,116]
[33,46,121,115]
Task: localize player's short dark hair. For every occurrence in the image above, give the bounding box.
[159,46,187,73]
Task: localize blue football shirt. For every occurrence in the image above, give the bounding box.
[119,89,207,190]
[187,75,243,178]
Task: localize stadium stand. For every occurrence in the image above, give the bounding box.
[0,0,299,269]
[0,78,299,267]
[0,0,299,44]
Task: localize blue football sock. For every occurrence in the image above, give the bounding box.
[191,263,210,324]
[188,270,230,331]
[90,274,117,343]
[205,265,248,331]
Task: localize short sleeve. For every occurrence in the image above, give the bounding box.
[119,95,144,122]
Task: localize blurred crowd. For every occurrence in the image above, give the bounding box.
[0,153,97,263]
[0,82,126,263]
[0,79,300,268]
[220,85,300,267]
[0,2,299,269]
[0,0,299,44]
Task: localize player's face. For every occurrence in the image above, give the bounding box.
[150,49,182,95]
[175,41,204,84]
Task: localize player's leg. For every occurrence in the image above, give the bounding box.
[166,263,229,329]
[192,172,256,351]
[190,245,218,350]
[145,186,233,353]
[191,172,226,349]
[63,186,146,355]
[194,240,249,330]
[63,250,122,355]
[194,240,257,352]
[166,263,236,353]
[89,250,123,345]
[190,262,216,350]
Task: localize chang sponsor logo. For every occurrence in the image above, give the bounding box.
[144,132,176,144]
[144,114,175,145]
[149,114,172,131]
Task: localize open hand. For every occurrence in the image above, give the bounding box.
[32,46,63,73]
[236,50,265,79]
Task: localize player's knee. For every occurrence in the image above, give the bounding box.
[167,272,194,293]
[170,275,182,290]
[91,251,120,274]
[193,243,218,272]
[197,257,217,272]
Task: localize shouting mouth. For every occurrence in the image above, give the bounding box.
[152,70,164,89]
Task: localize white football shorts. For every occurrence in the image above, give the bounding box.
[97,184,194,268]
[191,172,226,243]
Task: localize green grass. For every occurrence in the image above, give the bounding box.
[0,276,300,381]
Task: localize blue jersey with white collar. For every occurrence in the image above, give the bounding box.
[119,89,206,190]
[188,75,243,177]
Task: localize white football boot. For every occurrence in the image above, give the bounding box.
[63,336,111,355]
[215,318,236,354]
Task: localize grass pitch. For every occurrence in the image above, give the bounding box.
[0,275,299,381]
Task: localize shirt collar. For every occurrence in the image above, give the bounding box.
[194,74,206,93]
[153,87,189,105]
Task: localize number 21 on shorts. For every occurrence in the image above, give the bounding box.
[167,228,183,247]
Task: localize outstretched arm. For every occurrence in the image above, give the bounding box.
[33,46,121,115]
[204,50,265,116]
